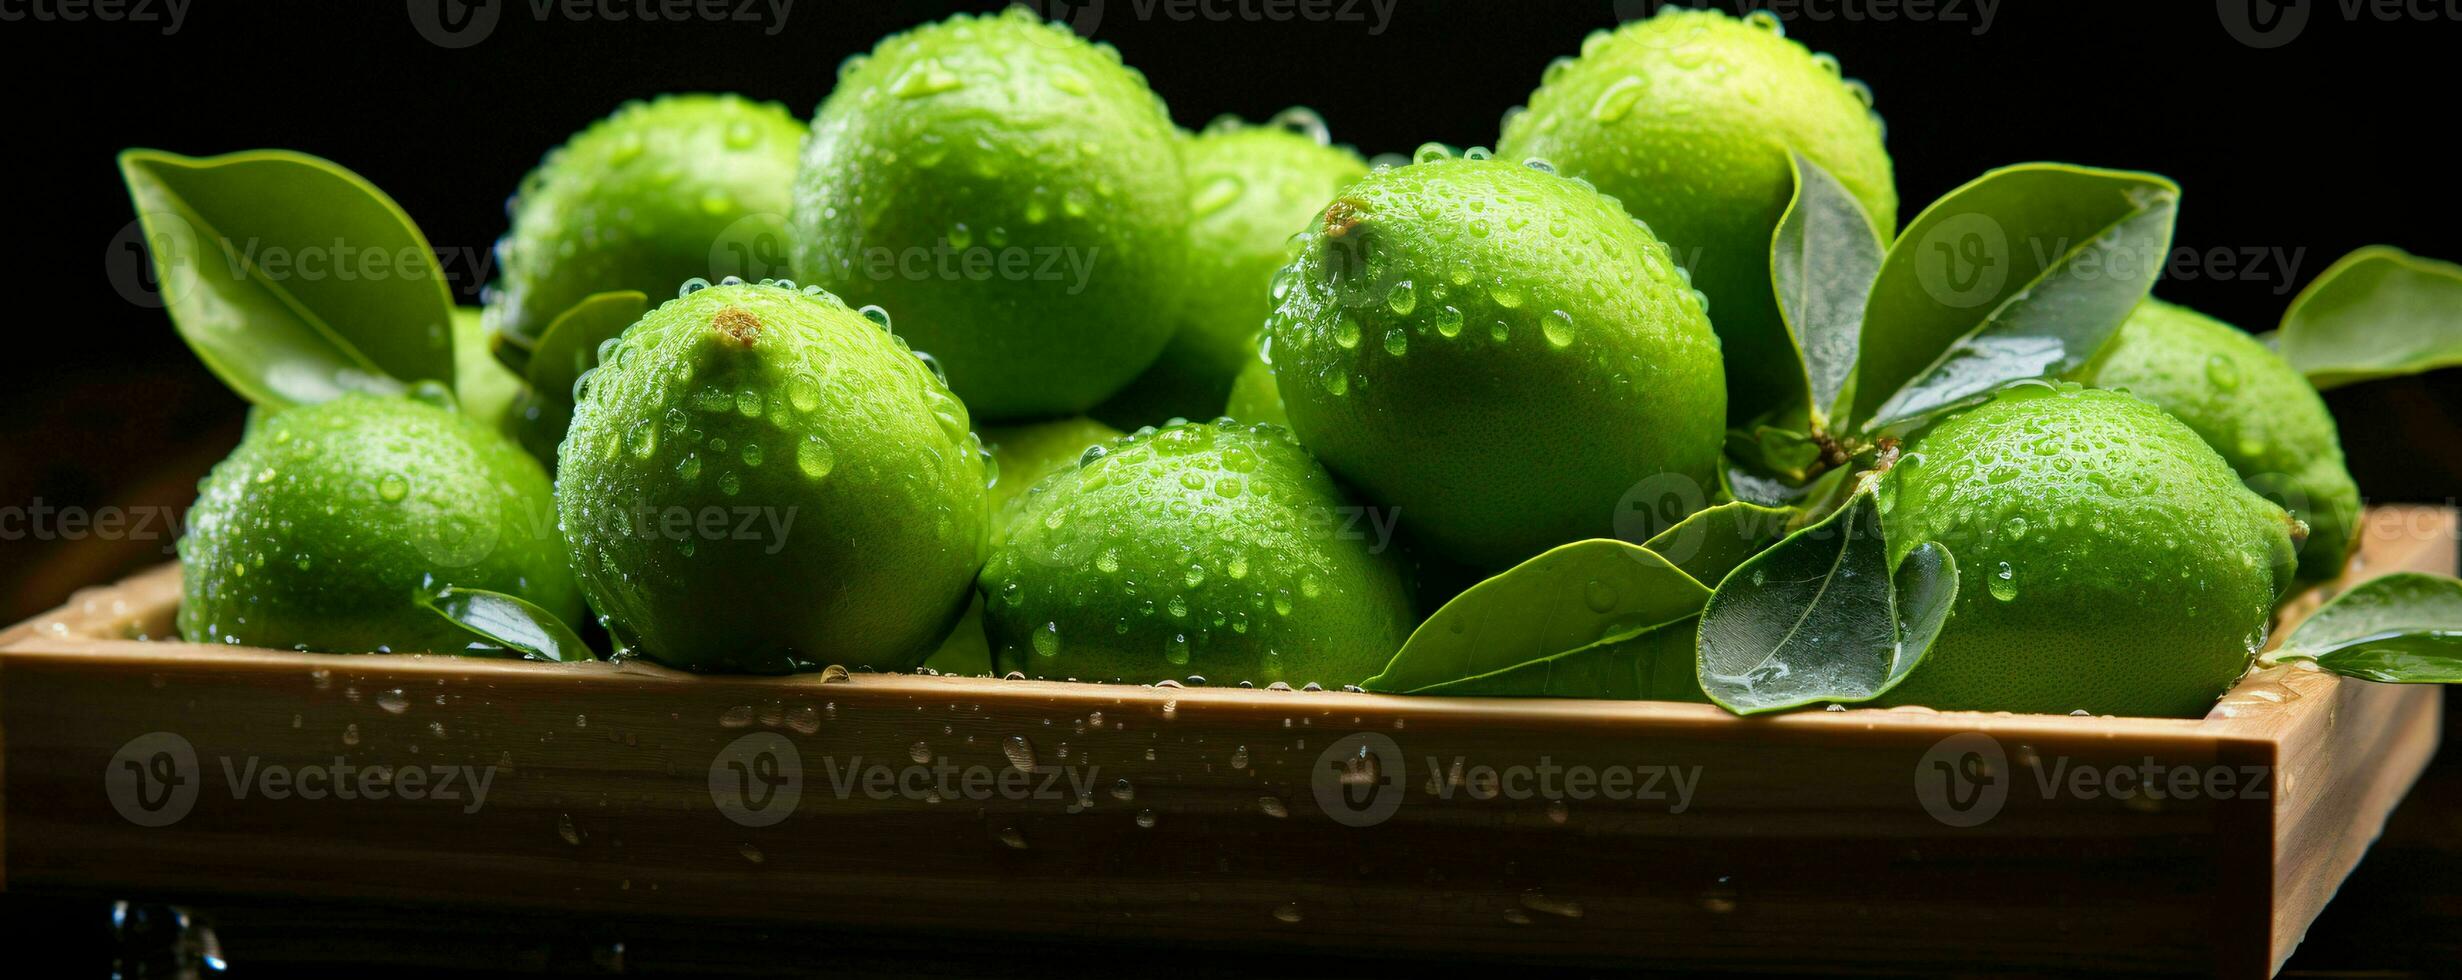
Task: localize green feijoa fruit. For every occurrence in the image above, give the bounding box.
[983,416,1125,537]
[178,394,578,653]
[1499,8,1894,420]
[1879,384,2298,717]
[980,421,1414,686]
[1095,112,1368,428]
[485,94,803,368]
[1264,150,1726,569]
[789,8,1192,420]
[556,280,988,672]
[2076,299,2361,583]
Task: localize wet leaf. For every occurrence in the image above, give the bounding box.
[1697,490,1959,714]
[1772,153,1885,430]
[1854,164,2179,431]
[525,290,650,405]
[2275,246,2462,390]
[416,586,596,663]
[1365,540,1710,696]
[2271,573,2462,683]
[1408,616,1704,701]
[1643,501,1797,590]
[118,148,456,406]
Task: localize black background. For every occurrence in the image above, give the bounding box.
[2,3,2461,973]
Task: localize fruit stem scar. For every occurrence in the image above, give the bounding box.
[1322,198,1367,239]
[711,306,762,347]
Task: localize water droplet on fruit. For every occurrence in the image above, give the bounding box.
[1543,310,1577,349]
[796,435,836,480]
[377,473,409,502]
[1589,76,1647,122]
[1990,562,2018,601]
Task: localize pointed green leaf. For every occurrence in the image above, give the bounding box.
[415,586,596,663]
[1643,501,1797,590]
[1854,164,2180,431]
[2277,247,2462,390]
[1364,539,1711,695]
[118,149,456,407]
[525,290,651,405]
[2271,573,2462,682]
[1697,490,1960,714]
[1772,153,1885,429]
[1408,617,1704,701]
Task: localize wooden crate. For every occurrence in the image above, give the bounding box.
[0,507,2449,977]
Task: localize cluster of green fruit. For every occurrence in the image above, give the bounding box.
[130,7,2462,718]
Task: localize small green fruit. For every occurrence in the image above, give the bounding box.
[556,280,987,672]
[790,9,1192,420]
[1222,345,1288,428]
[1264,152,1726,569]
[178,394,578,653]
[1880,384,2298,717]
[983,416,1124,534]
[2077,299,2361,582]
[980,421,1414,686]
[1499,8,1895,420]
[485,95,804,367]
[1095,113,1368,428]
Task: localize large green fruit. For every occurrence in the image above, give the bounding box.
[1094,113,1368,428]
[1498,8,1895,421]
[1880,384,2299,718]
[790,8,1192,420]
[557,280,987,672]
[484,95,804,368]
[178,394,578,653]
[980,420,1414,686]
[2076,299,2361,583]
[1263,151,1726,569]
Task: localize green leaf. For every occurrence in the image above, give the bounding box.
[1772,153,1886,430]
[1364,539,1712,696]
[1697,490,1959,714]
[415,586,597,663]
[525,290,651,405]
[1853,163,2180,431]
[118,149,457,407]
[2270,573,2462,683]
[2276,246,2462,390]
[1643,500,1797,590]
[1408,616,1704,701]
